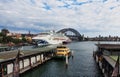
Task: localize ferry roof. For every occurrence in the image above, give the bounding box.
[57,45,67,48]
[96,44,120,50]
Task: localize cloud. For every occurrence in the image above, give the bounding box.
[0,0,120,37]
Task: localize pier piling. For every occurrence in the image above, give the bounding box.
[71,51,74,59]
[65,55,68,69]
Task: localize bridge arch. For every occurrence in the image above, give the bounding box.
[57,28,83,41]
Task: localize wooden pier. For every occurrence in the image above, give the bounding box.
[0,45,57,77]
[93,44,120,77]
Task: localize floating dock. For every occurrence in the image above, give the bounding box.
[93,44,120,77]
[0,45,57,77]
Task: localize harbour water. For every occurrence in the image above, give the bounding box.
[21,41,103,77]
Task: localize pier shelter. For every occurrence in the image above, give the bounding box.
[93,44,120,77]
[0,45,56,77]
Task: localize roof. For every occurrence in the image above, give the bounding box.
[103,55,117,67]
[96,44,120,50]
[0,46,9,49]
[0,45,57,62]
[103,55,120,68]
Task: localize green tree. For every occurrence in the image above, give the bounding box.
[6,36,13,42]
[1,28,9,35]
[22,37,27,42]
[12,39,21,44]
[0,37,2,43]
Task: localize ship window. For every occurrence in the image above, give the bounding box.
[57,46,66,48]
[39,33,50,35]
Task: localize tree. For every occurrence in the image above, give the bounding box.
[0,37,2,43]
[6,36,13,42]
[12,39,22,44]
[22,37,27,42]
[1,28,9,35]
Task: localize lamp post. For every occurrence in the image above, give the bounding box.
[13,50,20,77]
[13,49,24,77]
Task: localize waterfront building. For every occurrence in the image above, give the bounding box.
[7,33,22,40]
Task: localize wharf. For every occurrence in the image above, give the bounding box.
[93,44,120,77]
[0,45,57,77]
[0,45,56,60]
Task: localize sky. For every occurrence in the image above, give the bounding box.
[0,0,120,37]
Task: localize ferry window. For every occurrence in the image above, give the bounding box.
[57,47,66,48]
[58,50,64,52]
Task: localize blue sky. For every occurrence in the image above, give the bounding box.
[0,0,120,37]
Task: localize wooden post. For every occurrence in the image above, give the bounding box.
[65,55,68,69]
[71,51,74,59]
[93,51,94,57]
[1,64,4,77]
[22,59,24,69]
[35,55,37,63]
[41,54,43,63]
[29,57,31,67]
[40,55,42,63]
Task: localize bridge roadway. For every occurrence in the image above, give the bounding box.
[0,45,57,77]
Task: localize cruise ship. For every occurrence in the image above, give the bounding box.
[32,31,71,45]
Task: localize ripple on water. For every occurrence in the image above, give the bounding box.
[21,41,103,77]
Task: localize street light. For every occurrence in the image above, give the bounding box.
[13,49,24,77]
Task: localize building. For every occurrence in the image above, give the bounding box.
[7,33,22,39]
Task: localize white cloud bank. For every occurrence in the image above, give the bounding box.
[0,0,120,37]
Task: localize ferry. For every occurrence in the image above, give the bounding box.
[55,45,71,59]
[32,31,71,45]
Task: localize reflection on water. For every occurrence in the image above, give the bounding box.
[21,41,104,77]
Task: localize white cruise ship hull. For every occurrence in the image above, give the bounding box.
[32,31,71,45]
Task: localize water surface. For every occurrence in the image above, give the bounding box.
[21,41,103,77]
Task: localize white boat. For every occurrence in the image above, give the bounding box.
[32,31,71,45]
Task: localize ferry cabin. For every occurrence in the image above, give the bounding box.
[55,45,71,59]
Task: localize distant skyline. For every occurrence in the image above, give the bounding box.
[0,0,120,37]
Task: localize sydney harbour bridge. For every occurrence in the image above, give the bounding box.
[57,28,83,41]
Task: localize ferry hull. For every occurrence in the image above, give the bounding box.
[54,52,71,60]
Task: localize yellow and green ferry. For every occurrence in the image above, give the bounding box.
[55,45,71,59]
